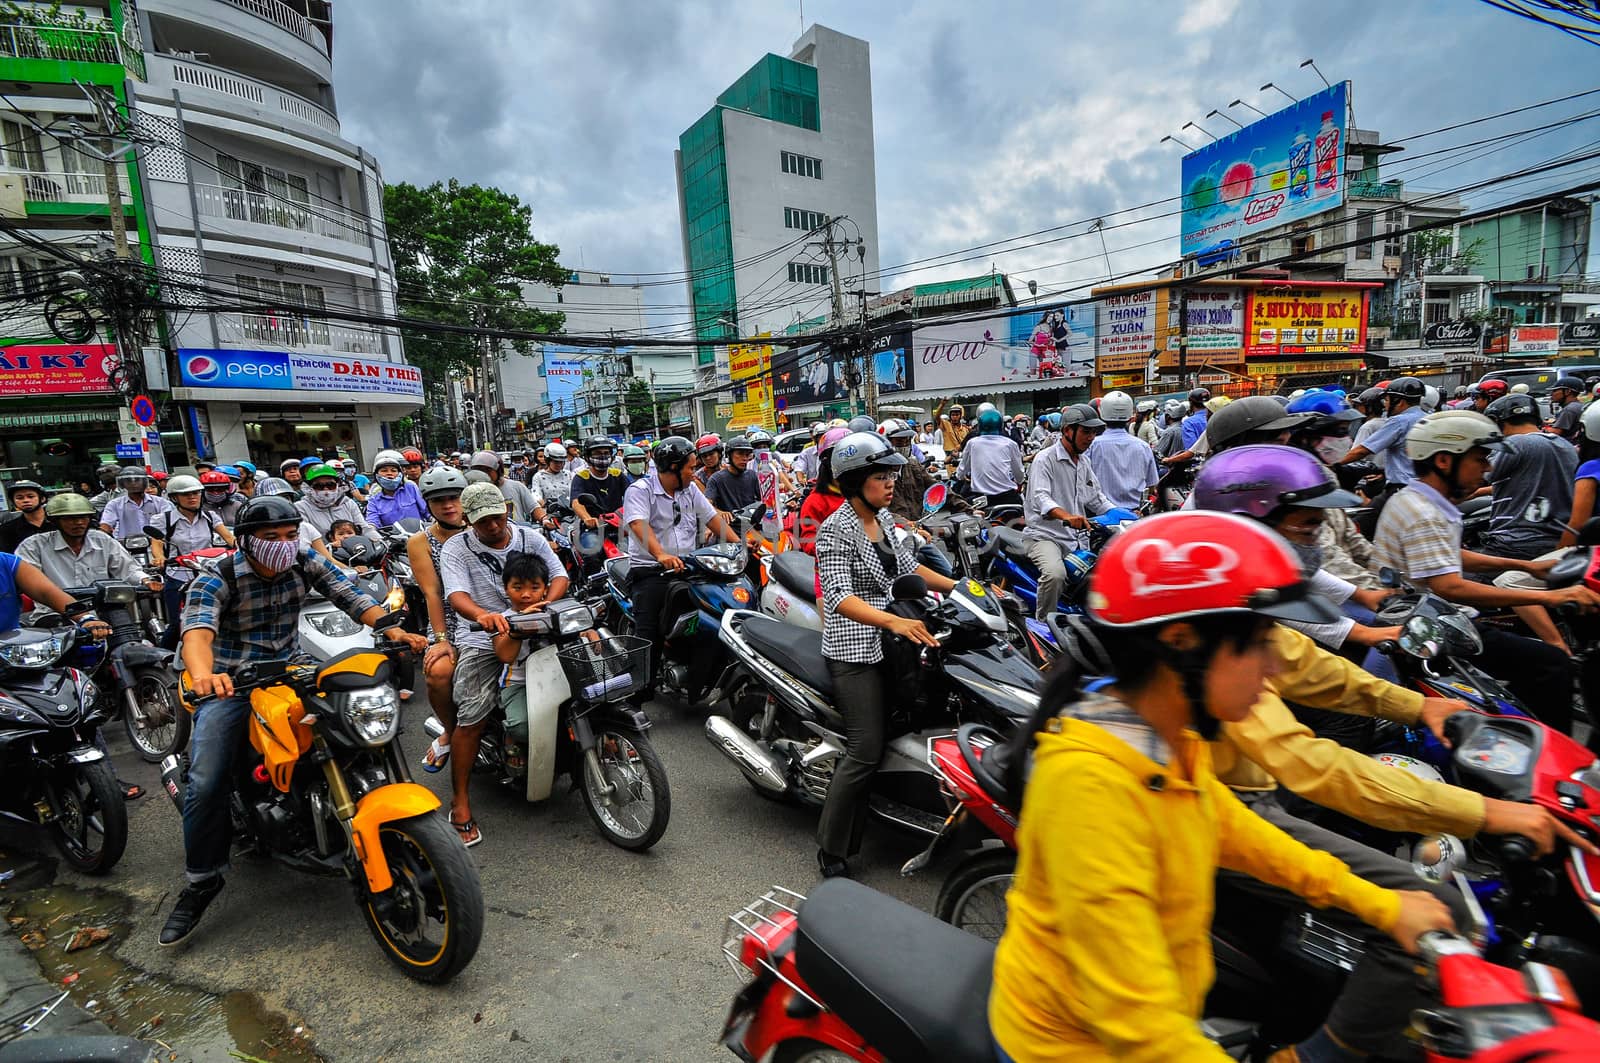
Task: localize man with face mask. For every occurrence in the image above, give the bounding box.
[158,495,427,946]
[620,444,649,481]
[364,449,429,529]
[294,463,372,540]
[0,479,49,553]
[199,470,243,526]
[18,493,157,622]
[99,466,174,542]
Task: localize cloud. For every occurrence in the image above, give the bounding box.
[1178,0,1241,35]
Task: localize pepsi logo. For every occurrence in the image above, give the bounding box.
[185,355,220,382]
[1122,538,1238,597]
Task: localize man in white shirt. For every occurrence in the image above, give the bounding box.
[1086,391,1159,511]
[99,466,174,542]
[1022,404,1113,618]
[958,409,1025,508]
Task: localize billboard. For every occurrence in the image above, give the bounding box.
[912,308,1092,392]
[1243,286,1368,357]
[1010,306,1094,381]
[772,343,850,407]
[1095,292,1158,372]
[1167,287,1245,351]
[178,348,424,399]
[869,328,914,394]
[540,347,590,416]
[1180,82,1349,258]
[1508,324,1560,356]
[0,343,118,396]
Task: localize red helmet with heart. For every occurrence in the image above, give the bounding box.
[199,469,231,486]
[1086,512,1335,627]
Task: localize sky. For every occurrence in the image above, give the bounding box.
[330,0,1600,333]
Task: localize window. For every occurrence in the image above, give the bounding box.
[787,261,828,285]
[1290,228,1315,256]
[1355,211,1375,261]
[784,207,827,231]
[1382,209,1403,259]
[0,255,55,299]
[216,152,315,229]
[780,150,823,179]
[237,273,330,347]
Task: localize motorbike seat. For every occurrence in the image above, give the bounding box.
[990,526,1034,566]
[739,613,835,698]
[605,557,632,591]
[770,551,817,601]
[796,878,995,1063]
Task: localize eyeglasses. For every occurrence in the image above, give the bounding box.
[868,471,900,484]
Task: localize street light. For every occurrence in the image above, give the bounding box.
[1300,57,1331,89]
[1230,97,1268,118]
[1160,133,1196,151]
[1206,108,1244,130]
[1260,82,1297,104]
[1182,121,1217,142]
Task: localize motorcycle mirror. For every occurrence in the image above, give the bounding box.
[142,524,165,540]
[1578,517,1600,547]
[891,573,928,601]
[1378,566,1401,589]
[922,483,948,517]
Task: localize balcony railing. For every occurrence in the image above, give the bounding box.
[2,167,124,204]
[215,312,382,354]
[0,20,145,77]
[220,0,328,57]
[191,181,370,246]
[163,55,340,136]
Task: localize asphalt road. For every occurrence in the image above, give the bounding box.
[7,697,942,1062]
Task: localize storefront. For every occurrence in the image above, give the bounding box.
[173,348,423,472]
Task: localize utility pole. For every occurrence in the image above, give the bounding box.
[1177,285,1191,390]
[648,369,661,439]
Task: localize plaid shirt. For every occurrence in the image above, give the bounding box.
[816,502,919,663]
[181,546,379,671]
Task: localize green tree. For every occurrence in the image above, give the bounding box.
[623,377,667,436]
[383,180,569,432]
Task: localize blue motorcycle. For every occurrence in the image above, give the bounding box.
[603,541,756,709]
[979,508,1139,618]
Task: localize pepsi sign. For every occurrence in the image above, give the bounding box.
[179,349,292,390]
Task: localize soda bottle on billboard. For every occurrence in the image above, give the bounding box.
[1288,128,1311,200]
[1314,110,1341,197]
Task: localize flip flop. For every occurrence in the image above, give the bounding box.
[120,781,144,801]
[421,737,450,773]
[450,817,481,848]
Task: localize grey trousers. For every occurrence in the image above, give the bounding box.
[1024,537,1069,620]
[1223,791,1473,1058]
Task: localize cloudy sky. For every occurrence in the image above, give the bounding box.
[331,0,1600,330]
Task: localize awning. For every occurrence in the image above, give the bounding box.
[897,376,1086,402]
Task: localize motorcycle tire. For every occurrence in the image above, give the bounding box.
[358,812,484,984]
[773,1040,857,1063]
[934,848,1016,944]
[578,730,671,851]
[124,669,190,763]
[49,759,128,875]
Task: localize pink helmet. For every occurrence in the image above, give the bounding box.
[819,427,851,455]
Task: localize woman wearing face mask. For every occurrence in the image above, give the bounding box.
[620,444,648,481]
[198,469,243,526]
[406,467,470,773]
[364,449,429,529]
[1285,393,1386,591]
[1194,445,1400,656]
[293,463,373,541]
[150,474,236,649]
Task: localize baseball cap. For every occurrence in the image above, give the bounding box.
[461,482,507,523]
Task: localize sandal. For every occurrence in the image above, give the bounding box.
[450,817,482,848]
[421,737,450,774]
[121,781,144,801]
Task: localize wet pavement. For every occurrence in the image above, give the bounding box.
[0,698,941,1061]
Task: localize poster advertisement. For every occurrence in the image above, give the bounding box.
[1008,307,1094,381]
[1509,324,1560,355]
[913,308,1093,391]
[1243,287,1368,357]
[178,348,424,399]
[540,350,589,416]
[1167,287,1244,350]
[772,343,850,406]
[1180,82,1349,258]
[0,343,118,396]
[1095,291,1157,372]
[870,329,914,394]
[729,338,776,430]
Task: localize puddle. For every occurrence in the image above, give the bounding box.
[3,869,322,1063]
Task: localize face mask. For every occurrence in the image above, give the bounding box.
[1290,540,1324,575]
[1313,436,1352,465]
[204,488,230,504]
[376,474,402,493]
[310,486,342,508]
[245,536,298,575]
[625,461,646,476]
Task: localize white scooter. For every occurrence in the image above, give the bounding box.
[299,532,397,660]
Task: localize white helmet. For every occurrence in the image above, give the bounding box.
[543,441,566,460]
[974,401,998,420]
[1099,391,1136,422]
[373,449,405,472]
[1422,385,1441,412]
[1510,382,1530,394]
[878,418,913,439]
[1404,410,1503,460]
[1163,399,1185,418]
[166,474,202,494]
[1289,389,1307,401]
[1583,402,1600,443]
[1136,399,1158,414]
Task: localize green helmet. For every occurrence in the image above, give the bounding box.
[302,463,340,484]
[45,493,95,518]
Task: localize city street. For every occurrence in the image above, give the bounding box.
[0,696,939,1062]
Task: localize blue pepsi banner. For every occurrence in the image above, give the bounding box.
[1180,82,1348,259]
[178,349,423,400]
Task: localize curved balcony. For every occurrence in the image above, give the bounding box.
[150,54,341,140]
[141,0,330,82]
[219,0,327,57]
[191,180,369,245]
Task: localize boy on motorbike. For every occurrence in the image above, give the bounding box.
[989,512,1454,1063]
[159,495,427,948]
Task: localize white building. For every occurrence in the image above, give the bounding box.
[674,24,879,386]
[131,0,415,470]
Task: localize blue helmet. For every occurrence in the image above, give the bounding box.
[1041,412,1061,429]
[235,460,257,476]
[1285,389,1347,417]
[977,409,1003,435]
[215,464,241,481]
[299,455,323,470]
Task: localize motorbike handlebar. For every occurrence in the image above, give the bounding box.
[1496,833,1538,863]
[1555,601,1583,617]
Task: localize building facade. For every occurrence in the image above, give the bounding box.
[674,24,879,381]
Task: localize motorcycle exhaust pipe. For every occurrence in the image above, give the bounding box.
[422,716,445,741]
[705,715,788,795]
[159,754,184,811]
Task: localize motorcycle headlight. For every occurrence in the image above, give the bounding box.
[0,630,70,669]
[554,602,596,636]
[337,685,401,746]
[697,548,747,576]
[305,610,364,638]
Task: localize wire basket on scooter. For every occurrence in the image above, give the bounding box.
[557,635,651,707]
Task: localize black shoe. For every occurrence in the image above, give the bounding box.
[817,850,850,879]
[159,876,224,947]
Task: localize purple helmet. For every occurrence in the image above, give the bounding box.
[1193,444,1360,520]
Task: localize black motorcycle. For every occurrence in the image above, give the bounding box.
[0,625,127,874]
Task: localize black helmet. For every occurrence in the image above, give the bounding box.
[7,478,44,498]
[1187,387,1211,404]
[1554,375,1586,394]
[846,415,878,434]
[1387,376,1426,402]
[725,434,754,454]
[653,435,694,473]
[584,435,614,458]
[1356,386,1386,410]
[1204,396,1313,453]
[232,495,302,538]
[1485,393,1539,424]
[1060,403,1105,429]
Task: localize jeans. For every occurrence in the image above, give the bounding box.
[160,579,188,651]
[629,569,683,698]
[1221,791,1474,1057]
[816,658,887,858]
[1024,537,1069,620]
[181,692,252,883]
[917,541,954,578]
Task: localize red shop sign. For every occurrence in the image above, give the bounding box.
[0,343,118,396]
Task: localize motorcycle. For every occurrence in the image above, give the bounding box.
[421,600,670,851]
[300,533,396,661]
[981,508,1138,618]
[0,625,127,874]
[161,642,483,983]
[706,574,1040,836]
[605,541,755,709]
[378,518,427,636]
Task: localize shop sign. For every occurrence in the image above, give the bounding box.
[1508,325,1560,355]
[1166,287,1244,350]
[1101,372,1144,388]
[1423,321,1482,349]
[1244,287,1368,357]
[1383,350,1449,368]
[541,350,588,417]
[177,349,425,400]
[728,339,772,382]
[1095,292,1156,365]
[1196,371,1234,385]
[0,342,118,396]
[1562,321,1600,346]
[1246,358,1365,376]
[0,409,119,428]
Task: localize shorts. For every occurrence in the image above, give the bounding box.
[451,646,506,728]
[1493,545,1571,591]
[501,682,527,743]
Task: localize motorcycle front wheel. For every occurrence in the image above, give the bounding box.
[773,1040,857,1063]
[359,812,484,984]
[579,730,670,851]
[935,849,1016,944]
[124,669,190,762]
[49,759,127,875]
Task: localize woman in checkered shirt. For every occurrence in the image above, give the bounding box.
[813,431,958,879]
